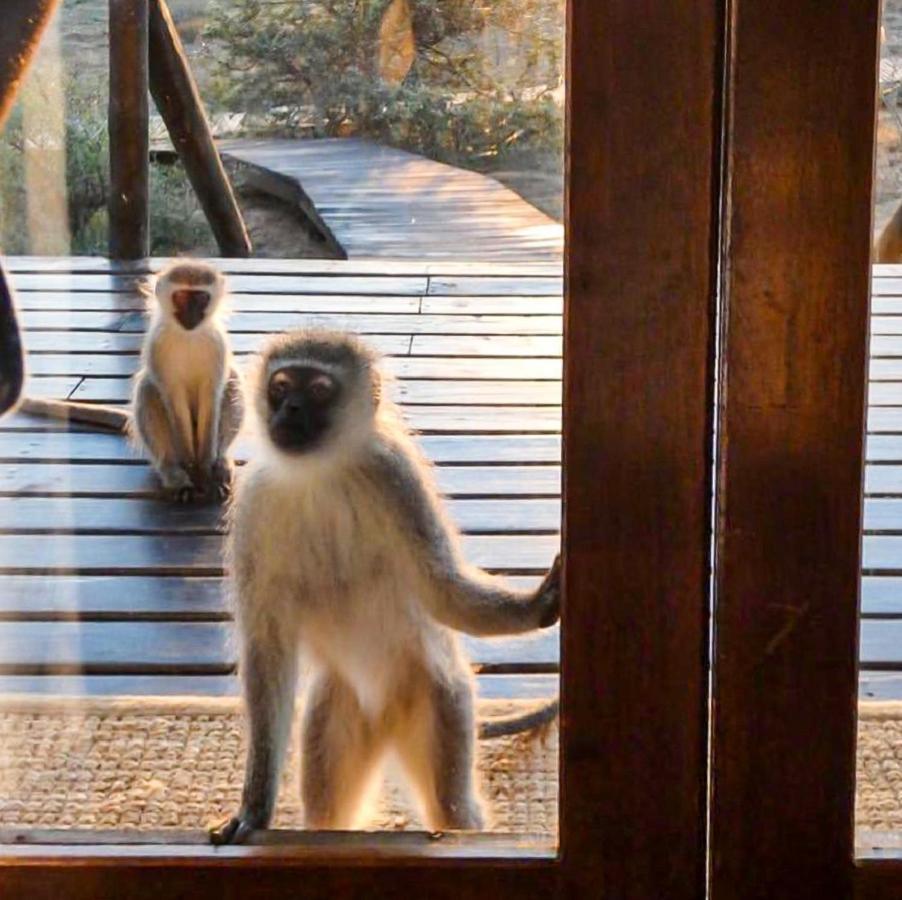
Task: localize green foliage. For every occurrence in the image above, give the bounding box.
[0,87,214,256]
[203,0,564,171]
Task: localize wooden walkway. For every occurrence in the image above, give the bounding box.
[5,257,902,698]
[0,256,562,700]
[216,138,563,262]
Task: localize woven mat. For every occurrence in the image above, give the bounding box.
[858,702,902,831]
[10,697,902,836]
[0,696,557,834]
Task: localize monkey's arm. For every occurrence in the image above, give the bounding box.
[18,397,130,433]
[375,441,561,637]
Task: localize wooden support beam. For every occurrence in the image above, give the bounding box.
[148,0,251,258]
[108,0,150,260]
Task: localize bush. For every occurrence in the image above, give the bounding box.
[0,87,214,256]
[203,0,564,172]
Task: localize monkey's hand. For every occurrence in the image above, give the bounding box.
[209,813,259,846]
[207,458,234,502]
[160,464,200,504]
[533,554,561,628]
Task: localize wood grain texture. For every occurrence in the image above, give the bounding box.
[0,620,559,674]
[0,496,561,536]
[108,0,150,259]
[3,255,562,277]
[0,860,556,900]
[0,533,560,575]
[0,462,561,497]
[710,1,880,896]
[0,432,562,464]
[0,672,557,699]
[562,1,719,897]
[0,406,562,434]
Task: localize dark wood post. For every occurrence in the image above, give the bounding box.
[149,0,251,257]
[108,0,150,259]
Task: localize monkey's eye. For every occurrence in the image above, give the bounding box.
[307,374,336,404]
[268,373,292,405]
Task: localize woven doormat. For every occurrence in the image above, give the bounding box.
[0,696,557,834]
[858,702,902,831]
[7,697,902,835]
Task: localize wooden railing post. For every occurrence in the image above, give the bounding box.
[148,0,251,257]
[108,0,150,260]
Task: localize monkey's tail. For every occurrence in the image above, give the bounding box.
[478,698,559,739]
[18,398,131,434]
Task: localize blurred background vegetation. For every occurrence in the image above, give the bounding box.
[0,0,564,256]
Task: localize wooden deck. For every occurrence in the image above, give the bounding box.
[0,255,562,700]
[216,138,564,262]
[5,257,902,698]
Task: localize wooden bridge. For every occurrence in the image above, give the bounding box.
[216,137,564,263]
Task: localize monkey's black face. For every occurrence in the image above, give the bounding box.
[171,289,210,330]
[266,365,341,453]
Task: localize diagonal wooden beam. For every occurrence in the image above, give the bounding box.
[148,0,251,258]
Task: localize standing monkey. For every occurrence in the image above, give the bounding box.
[212,330,560,844]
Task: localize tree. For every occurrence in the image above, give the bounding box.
[203,0,564,172]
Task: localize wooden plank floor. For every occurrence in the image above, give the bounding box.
[8,257,902,699]
[0,255,563,699]
[216,138,564,262]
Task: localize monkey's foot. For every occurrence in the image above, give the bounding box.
[535,554,562,628]
[159,465,199,504]
[207,459,233,502]
[210,815,256,846]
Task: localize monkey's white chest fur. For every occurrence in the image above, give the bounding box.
[151,322,227,400]
[231,456,441,715]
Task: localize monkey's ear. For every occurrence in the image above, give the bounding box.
[137,278,154,300]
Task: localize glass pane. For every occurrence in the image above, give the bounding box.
[0,0,563,847]
[859,0,902,854]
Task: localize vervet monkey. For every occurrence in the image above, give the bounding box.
[132,261,243,501]
[212,329,560,845]
[21,261,244,502]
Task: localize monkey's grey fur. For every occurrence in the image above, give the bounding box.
[18,261,244,503]
[131,260,244,502]
[211,329,560,845]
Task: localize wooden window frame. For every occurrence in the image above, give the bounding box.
[0,0,722,896]
[708,1,893,898]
